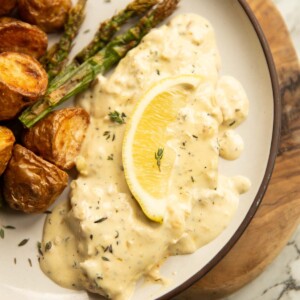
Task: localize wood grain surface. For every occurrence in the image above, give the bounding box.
[175,0,300,299]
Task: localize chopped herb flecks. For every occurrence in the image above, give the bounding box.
[18,238,29,247]
[155,148,164,172]
[45,241,52,252]
[94,217,108,223]
[108,111,127,124]
[37,242,43,256]
[102,256,110,261]
[103,131,115,141]
[3,225,16,229]
[0,228,4,239]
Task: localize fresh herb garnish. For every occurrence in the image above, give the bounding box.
[108,111,126,124]
[103,244,113,253]
[103,131,115,141]
[103,130,111,139]
[18,238,29,247]
[0,228,4,239]
[28,258,32,267]
[3,225,15,229]
[45,241,52,252]
[107,154,114,160]
[37,242,43,255]
[155,148,164,172]
[102,256,110,261]
[94,217,108,223]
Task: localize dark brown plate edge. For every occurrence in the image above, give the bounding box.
[156,1,282,299]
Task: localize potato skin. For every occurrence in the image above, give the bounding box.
[0,82,34,121]
[0,0,17,16]
[0,126,15,175]
[18,0,72,33]
[0,52,48,98]
[23,107,90,170]
[0,18,48,59]
[3,144,68,213]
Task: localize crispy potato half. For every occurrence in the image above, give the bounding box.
[23,107,90,170]
[0,126,15,175]
[0,52,48,98]
[3,144,68,213]
[18,0,72,33]
[0,0,17,16]
[0,18,48,59]
[0,82,33,121]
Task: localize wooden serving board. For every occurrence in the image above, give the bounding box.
[175,0,300,299]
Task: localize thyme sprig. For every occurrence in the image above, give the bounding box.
[155,148,164,172]
[108,111,127,124]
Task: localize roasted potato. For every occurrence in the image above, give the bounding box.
[0,82,33,121]
[23,107,90,170]
[0,18,48,59]
[18,0,72,33]
[0,51,48,97]
[0,0,17,16]
[0,17,16,25]
[3,144,68,213]
[0,126,15,175]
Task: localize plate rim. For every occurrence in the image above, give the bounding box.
[157,1,282,299]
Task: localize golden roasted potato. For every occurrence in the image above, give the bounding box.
[0,82,33,121]
[23,107,90,170]
[0,18,48,59]
[0,52,48,98]
[0,17,16,25]
[18,0,72,33]
[0,0,17,16]
[0,126,15,175]
[3,144,68,213]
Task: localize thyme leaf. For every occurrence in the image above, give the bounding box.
[154,148,164,172]
[45,241,52,252]
[3,225,15,229]
[94,217,108,223]
[37,242,43,256]
[18,238,29,247]
[102,256,110,261]
[107,154,114,160]
[108,111,126,124]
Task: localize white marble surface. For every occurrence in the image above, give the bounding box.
[225,1,300,300]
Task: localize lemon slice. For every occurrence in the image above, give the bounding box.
[122,75,202,223]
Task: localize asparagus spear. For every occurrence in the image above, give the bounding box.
[19,0,180,128]
[50,0,159,90]
[40,0,87,82]
[75,0,159,63]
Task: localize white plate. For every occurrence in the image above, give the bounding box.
[0,0,280,299]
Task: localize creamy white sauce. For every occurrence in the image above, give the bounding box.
[40,14,251,300]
